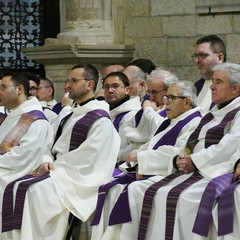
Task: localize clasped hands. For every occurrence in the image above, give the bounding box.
[31,162,53,177]
[176,155,196,174]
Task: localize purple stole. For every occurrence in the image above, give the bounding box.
[193,175,240,237]
[0,110,47,155]
[91,110,201,226]
[153,111,201,149]
[194,78,215,110]
[138,105,240,240]
[1,109,109,232]
[0,112,7,125]
[113,111,129,132]
[135,108,167,128]
[194,78,205,96]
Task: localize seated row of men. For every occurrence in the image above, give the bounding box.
[0,34,240,240]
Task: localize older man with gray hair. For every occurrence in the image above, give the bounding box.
[90,80,202,240]
[129,62,240,240]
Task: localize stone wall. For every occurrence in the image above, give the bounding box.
[124,0,240,81]
[23,0,240,101]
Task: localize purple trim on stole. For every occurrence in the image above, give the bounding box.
[194,78,205,96]
[192,173,233,237]
[217,179,240,236]
[0,110,47,155]
[134,109,144,127]
[135,108,167,128]
[107,111,201,225]
[90,173,137,226]
[139,105,240,240]
[204,106,240,148]
[69,109,110,151]
[1,109,110,232]
[113,111,129,132]
[52,102,62,114]
[153,111,201,149]
[194,78,215,109]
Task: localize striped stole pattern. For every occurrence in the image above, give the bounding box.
[90,173,137,226]
[138,171,183,240]
[165,172,203,240]
[138,105,240,240]
[192,173,233,237]
[0,110,47,155]
[1,109,109,233]
[217,179,240,236]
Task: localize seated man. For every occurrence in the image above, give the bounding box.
[103,71,141,163]
[2,64,121,240]
[37,77,58,110]
[0,72,53,234]
[91,80,202,239]
[194,148,240,240]
[26,72,57,125]
[113,62,240,240]
[126,68,179,145]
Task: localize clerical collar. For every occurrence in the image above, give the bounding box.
[218,96,239,109]
[74,97,95,107]
[110,96,130,110]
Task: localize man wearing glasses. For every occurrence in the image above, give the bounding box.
[0,72,53,234]
[127,68,179,146]
[2,64,121,240]
[103,71,141,164]
[191,35,226,114]
[91,80,202,240]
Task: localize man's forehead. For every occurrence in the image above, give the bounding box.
[1,75,12,83]
[167,84,180,94]
[68,68,84,78]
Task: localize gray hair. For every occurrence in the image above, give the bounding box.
[212,62,240,85]
[176,81,197,108]
[126,66,146,83]
[146,67,179,89]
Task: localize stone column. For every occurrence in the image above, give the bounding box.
[22,0,134,101]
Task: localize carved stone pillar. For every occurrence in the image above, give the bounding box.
[22,0,134,101]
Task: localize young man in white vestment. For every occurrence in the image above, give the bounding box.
[0,72,53,235]
[111,62,240,240]
[3,64,121,240]
[90,80,202,240]
[103,71,141,163]
[192,34,226,114]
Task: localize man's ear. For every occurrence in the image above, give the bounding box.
[17,84,24,95]
[87,80,95,90]
[138,80,147,90]
[184,97,192,110]
[217,53,225,63]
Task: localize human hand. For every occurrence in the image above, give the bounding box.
[176,155,196,174]
[31,162,53,176]
[233,163,240,181]
[142,100,159,111]
[61,92,73,107]
[126,150,138,167]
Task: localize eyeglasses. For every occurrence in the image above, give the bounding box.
[191,52,218,61]
[66,78,90,84]
[163,95,187,103]
[29,86,38,92]
[103,83,126,91]
[146,88,166,95]
[0,84,19,91]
